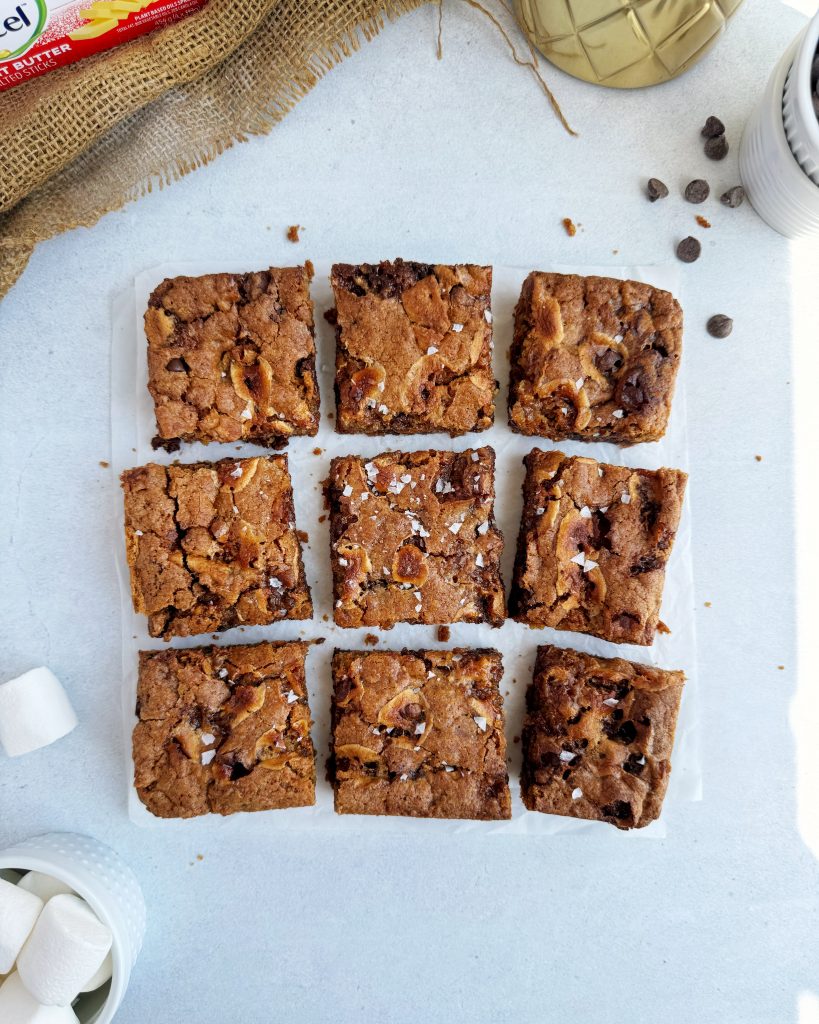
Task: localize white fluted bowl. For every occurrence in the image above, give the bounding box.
[739,12,819,237]
[0,833,146,1023]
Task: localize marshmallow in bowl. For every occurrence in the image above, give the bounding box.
[0,668,78,758]
[0,878,43,974]
[17,894,112,1006]
[17,874,75,904]
[80,950,113,992]
[0,972,79,1022]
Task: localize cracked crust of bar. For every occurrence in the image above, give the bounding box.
[508,272,682,446]
[330,647,510,819]
[145,266,319,447]
[521,645,684,829]
[121,456,312,640]
[509,449,686,646]
[133,641,316,818]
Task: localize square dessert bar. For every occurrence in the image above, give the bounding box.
[510,450,686,646]
[331,648,511,819]
[133,641,316,818]
[327,447,506,629]
[145,265,319,449]
[122,456,312,640]
[508,272,683,445]
[331,260,496,436]
[521,645,685,829]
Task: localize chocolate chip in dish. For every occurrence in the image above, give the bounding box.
[330,648,510,819]
[327,447,505,629]
[121,456,312,640]
[145,266,319,449]
[521,645,684,830]
[508,272,683,445]
[509,450,687,646]
[330,260,496,436]
[133,641,315,818]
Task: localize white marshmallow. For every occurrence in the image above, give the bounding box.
[17,873,75,904]
[0,972,79,1023]
[0,668,78,757]
[80,950,113,992]
[0,878,43,974]
[17,894,112,1007]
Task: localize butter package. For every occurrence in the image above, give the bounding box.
[0,0,207,91]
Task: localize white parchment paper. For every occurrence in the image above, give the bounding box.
[111,260,700,837]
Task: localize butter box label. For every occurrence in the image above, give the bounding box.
[0,0,207,91]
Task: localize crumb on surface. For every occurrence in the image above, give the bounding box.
[196,854,204,861]
[287,225,301,242]
[313,447,323,456]
[99,460,109,468]
[755,455,763,462]
[297,529,309,544]
[322,614,329,622]
[318,514,326,523]
[612,249,619,255]
[364,633,379,646]
[327,412,334,421]
[513,735,520,744]
[777,665,784,670]
[704,601,712,608]
[437,625,451,643]
[656,620,671,635]
[562,217,577,237]
[696,215,711,228]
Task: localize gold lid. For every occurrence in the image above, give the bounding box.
[515,0,744,89]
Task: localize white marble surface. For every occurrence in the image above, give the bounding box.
[1,2,818,1021]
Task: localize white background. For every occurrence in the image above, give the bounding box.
[2,1,819,1020]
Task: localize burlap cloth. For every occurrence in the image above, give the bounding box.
[0,0,428,300]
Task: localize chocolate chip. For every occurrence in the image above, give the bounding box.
[622,752,645,776]
[684,179,710,204]
[602,800,632,821]
[676,236,701,263]
[707,314,733,338]
[704,134,729,160]
[620,373,646,410]
[720,185,745,208]
[701,115,725,138]
[166,357,186,372]
[646,177,669,202]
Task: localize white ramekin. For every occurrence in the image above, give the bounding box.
[0,833,146,1023]
[739,12,819,237]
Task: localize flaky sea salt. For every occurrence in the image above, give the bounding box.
[473,716,487,732]
[427,346,438,355]
[575,377,584,390]
[342,484,353,497]
[286,691,299,704]
[201,750,216,765]
[584,558,599,573]
[415,722,425,735]
[603,697,618,707]
[559,750,575,762]
[572,787,583,800]
[475,553,484,568]
[580,506,591,519]
[612,409,625,419]
[484,309,493,324]
[451,323,464,333]
[621,493,631,504]
[477,521,489,535]
[230,465,243,478]
[570,552,586,567]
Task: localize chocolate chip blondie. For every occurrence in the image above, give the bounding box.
[508,272,683,445]
[331,260,495,436]
[521,645,684,829]
[145,266,319,449]
[509,450,686,645]
[133,641,316,818]
[122,456,312,640]
[327,447,506,629]
[330,648,511,819]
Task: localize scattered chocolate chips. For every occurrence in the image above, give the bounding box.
[720,185,745,208]
[676,236,701,263]
[684,178,710,204]
[166,357,186,372]
[707,314,733,338]
[705,134,729,160]
[701,115,725,138]
[646,177,669,202]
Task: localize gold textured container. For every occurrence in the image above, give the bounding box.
[515,0,744,89]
